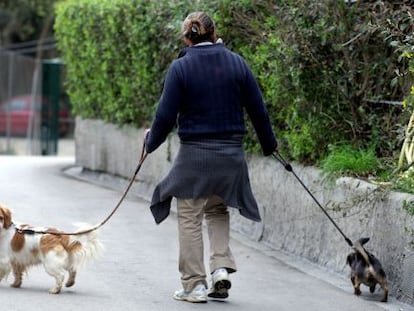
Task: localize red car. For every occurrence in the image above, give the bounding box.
[0,95,71,137]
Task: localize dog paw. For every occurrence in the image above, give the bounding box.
[49,286,62,294]
[66,270,76,288]
[354,288,361,296]
[65,279,75,288]
[10,282,21,288]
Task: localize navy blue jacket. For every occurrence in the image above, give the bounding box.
[146,43,277,155]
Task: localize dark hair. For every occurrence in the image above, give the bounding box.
[181,12,217,44]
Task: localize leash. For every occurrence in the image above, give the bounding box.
[15,139,148,236]
[272,151,354,247]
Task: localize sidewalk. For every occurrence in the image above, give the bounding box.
[0,137,75,156]
[0,154,413,310]
[65,160,414,311]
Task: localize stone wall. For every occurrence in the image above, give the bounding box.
[75,118,414,300]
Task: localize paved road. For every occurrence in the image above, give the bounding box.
[0,137,75,156]
[0,156,412,311]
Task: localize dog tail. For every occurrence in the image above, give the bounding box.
[353,237,373,267]
[67,223,104,268]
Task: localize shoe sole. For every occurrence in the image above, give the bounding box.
[173,294,207,303]
[208,279,231,299]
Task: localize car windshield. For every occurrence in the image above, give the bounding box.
[9,99,27,111]
[0,97,42,112]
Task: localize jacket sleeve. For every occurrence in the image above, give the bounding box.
[145,63,182,153]
[241,61,277,156]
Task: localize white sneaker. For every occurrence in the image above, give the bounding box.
[208,268,232,299]
[173,284,207,303]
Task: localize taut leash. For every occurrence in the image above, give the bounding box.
[272,151,353,247]
[16,140,148,236]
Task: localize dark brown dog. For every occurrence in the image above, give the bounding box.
[346,237,388,302]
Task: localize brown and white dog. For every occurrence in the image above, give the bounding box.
[0,205,102,294]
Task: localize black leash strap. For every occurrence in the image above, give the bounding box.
[16,139,148,236]
[272,151,353,247]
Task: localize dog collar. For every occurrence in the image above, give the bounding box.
[13,223,37,235]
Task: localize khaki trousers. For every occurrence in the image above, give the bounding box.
[177,195,237,292]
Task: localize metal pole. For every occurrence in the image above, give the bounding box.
[27,59,41,155]
[6,52,14,152]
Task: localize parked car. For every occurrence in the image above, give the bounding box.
[0,95,72,137]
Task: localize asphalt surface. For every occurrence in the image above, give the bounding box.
[0,155,413,311]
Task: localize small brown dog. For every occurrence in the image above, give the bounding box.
[346,237,388,302]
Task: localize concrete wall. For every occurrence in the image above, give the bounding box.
[75,118,414,299]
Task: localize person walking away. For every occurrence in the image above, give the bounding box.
[144,11,278,303]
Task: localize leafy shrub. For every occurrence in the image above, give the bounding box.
[213,0,413,163]
[321,144,380,178]
[55,0,204,125]
[54,0,414,170]
[393,167,414,194]
[274,0,413,162]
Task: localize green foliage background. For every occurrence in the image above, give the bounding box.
[0,0,59,44]
[54,0,414,165]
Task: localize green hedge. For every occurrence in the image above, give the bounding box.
[55,0,414,165]
[55,0,200,125]
[214,0,414,163]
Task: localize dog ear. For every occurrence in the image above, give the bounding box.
[0,206,12,229]
[346,253,355,266]
[358,237,370,246]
